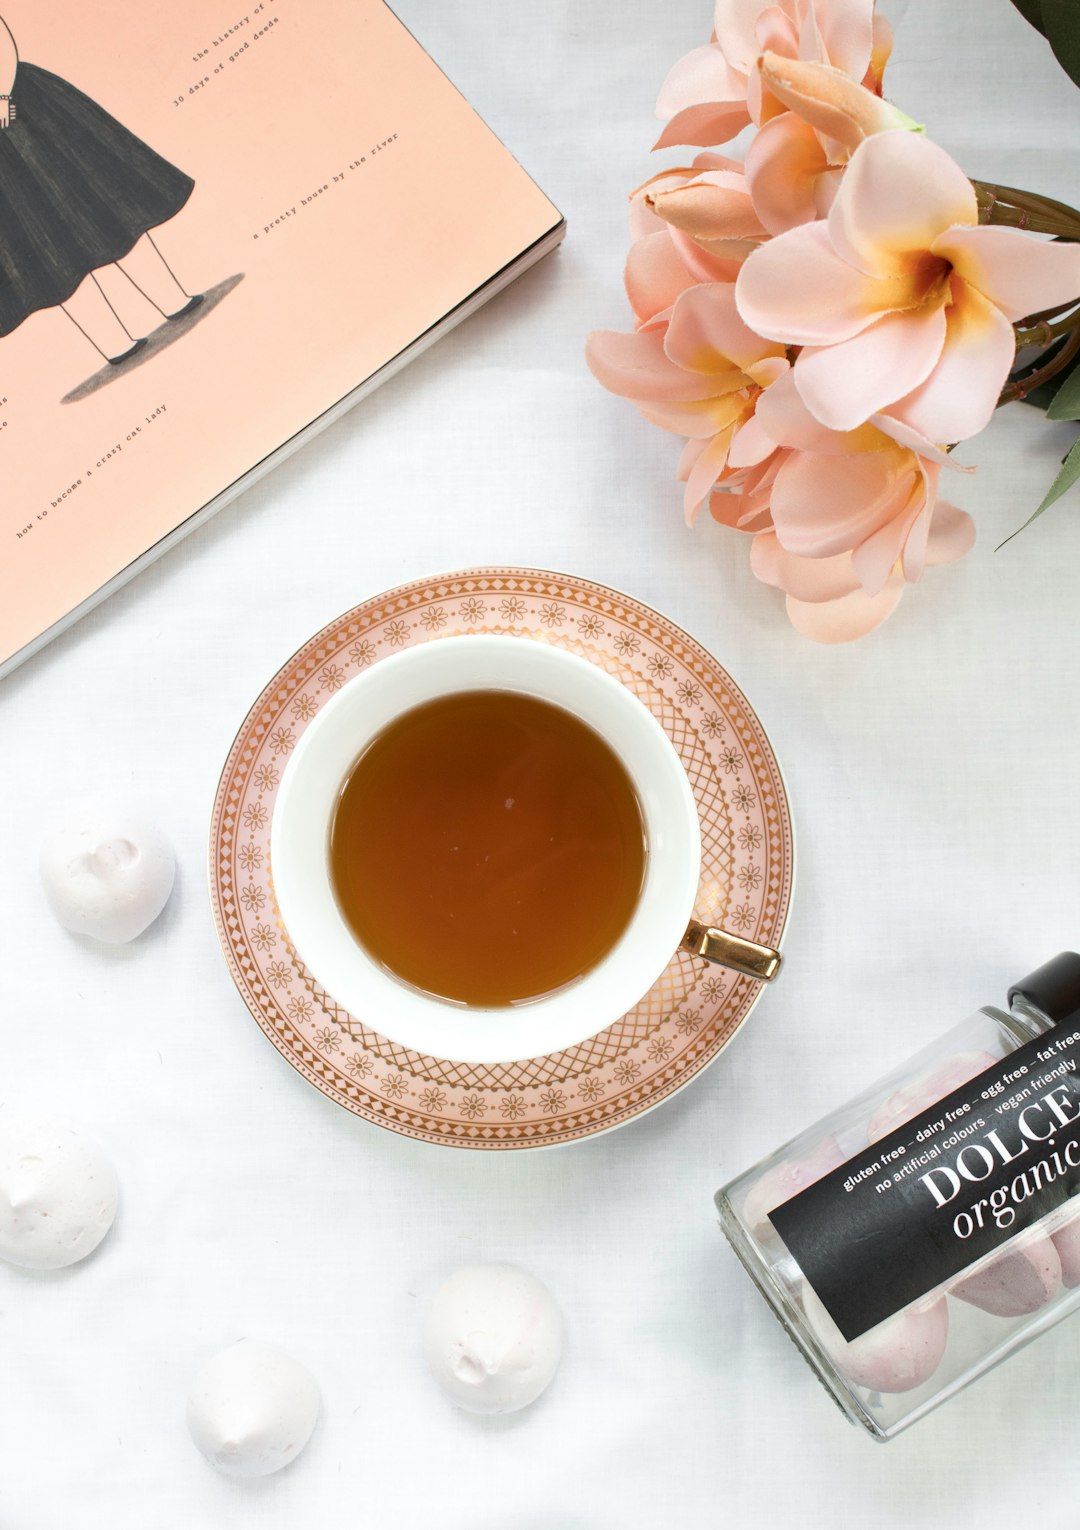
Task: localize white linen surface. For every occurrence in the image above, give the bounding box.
[0,1,1078,1524]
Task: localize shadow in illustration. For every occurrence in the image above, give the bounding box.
[61,272,245,404]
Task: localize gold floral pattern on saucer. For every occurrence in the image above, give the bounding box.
[209,568,794,1149]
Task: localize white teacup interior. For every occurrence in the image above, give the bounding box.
[271,636,701,1063]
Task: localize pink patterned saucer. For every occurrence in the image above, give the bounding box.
[209,568,795,1149]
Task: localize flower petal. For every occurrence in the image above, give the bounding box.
[809,0,876,79]
[924,499,976,567]
[828,131,977,277]
[865,11,893,91]
[750,531,862,600]
[657,44,747,119]
[794,302,947,431]
[871,410,966,469]
[889,279,1016,443]
[710,486,774,531]
[685,426,737,522]
[654,102,751,151]
[747,354,790,387]
[758,51,909,154]
[851,463,928,594]
[624,232,700,326]
[785,572,905,642]
[585,327,726,403]
[638,393,749,438]
[677,436,709,482]
[736,220,903,344]
[710,451,781,528]
[650,173,767,242]
[714,0,774,75]
[756,367,882,454]
[630,168,702,240]
[745,110,829,235]
[934,224,1080,324]
[667,281,786,374]
[771,441,912,556]
[665,227,746,284]
[729,410,780,467]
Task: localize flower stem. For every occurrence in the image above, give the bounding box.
[999,325,1080,406]
[1014,310,1080,349]
[974,179,1080,239]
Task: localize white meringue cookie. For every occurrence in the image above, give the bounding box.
[186,1339,320,1478]
[0,1116,118,1269]
[951,1232,1063,1316]
[740,1135,846,1242]
[424,1263,563,1415]
[39,804,175,944]
[802,1285,949,1395]
[1051,1206,1080,1287]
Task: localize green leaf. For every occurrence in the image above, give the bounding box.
[1047,357,1080,419]
[1041,0,1080,86]
[1010,0,1047,37]
[998,434,1080,547]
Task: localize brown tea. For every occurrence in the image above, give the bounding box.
[328,689,647,1007]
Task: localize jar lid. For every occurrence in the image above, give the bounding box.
[1008,951,1080,1026]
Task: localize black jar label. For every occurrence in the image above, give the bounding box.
[768,1016,1080,1342]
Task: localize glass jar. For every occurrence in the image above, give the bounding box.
[716,953,1080,1441]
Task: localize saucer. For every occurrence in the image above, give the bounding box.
[209,568,795,1149]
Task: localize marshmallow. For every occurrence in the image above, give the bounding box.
[802,1285,949,1394]
[0,1116,118,1270]
[867,1050,998,1144]
[1051,1207,1080,1288]
[740,1135,846,1242]
[40,805,175,944]
[186,1339,320,1478]
[424,1263,563,1415]
[951,1232,1063,1317]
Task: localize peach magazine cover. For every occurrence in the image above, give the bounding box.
[0,0,563,675]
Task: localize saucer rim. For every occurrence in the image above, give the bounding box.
[207,565,796,1150]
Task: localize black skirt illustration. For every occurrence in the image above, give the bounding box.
[0,62,194,338]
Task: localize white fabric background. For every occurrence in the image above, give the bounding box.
[0,0,1078,1524]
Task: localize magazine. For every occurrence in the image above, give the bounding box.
[0,0,563,677]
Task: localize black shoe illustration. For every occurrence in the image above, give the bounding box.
[108,337,148,366]
[168,294,204,320]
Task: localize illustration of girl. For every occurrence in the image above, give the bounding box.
[0,13,202,366]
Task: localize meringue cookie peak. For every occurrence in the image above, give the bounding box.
[0,1116,119,1270]
[424,1263,564,1415]
[186,1339,320,1478]
[39,803,175,944]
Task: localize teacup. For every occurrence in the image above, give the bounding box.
[271,636,782,1064]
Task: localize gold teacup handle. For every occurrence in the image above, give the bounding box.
[682,920,783,983]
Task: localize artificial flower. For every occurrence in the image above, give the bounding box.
[589,0,1080,641]
[655,0,878,150]
[736,130,1080,437]
[709,371,976,639]
[745,51,914,234]
[626,156,764,328]
[586,282,788,519]
[750,501,973,642]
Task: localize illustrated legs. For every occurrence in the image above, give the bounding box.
[61,274,147,365]
[115,233,202,321]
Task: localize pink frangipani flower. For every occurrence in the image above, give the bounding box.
[745,51,914,234]
[586,283,788,520]
[750,507,973,642]
[736,130,1080,438]
[626,155,756,328]
[710,370,976,640]
[655,0,878,150]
